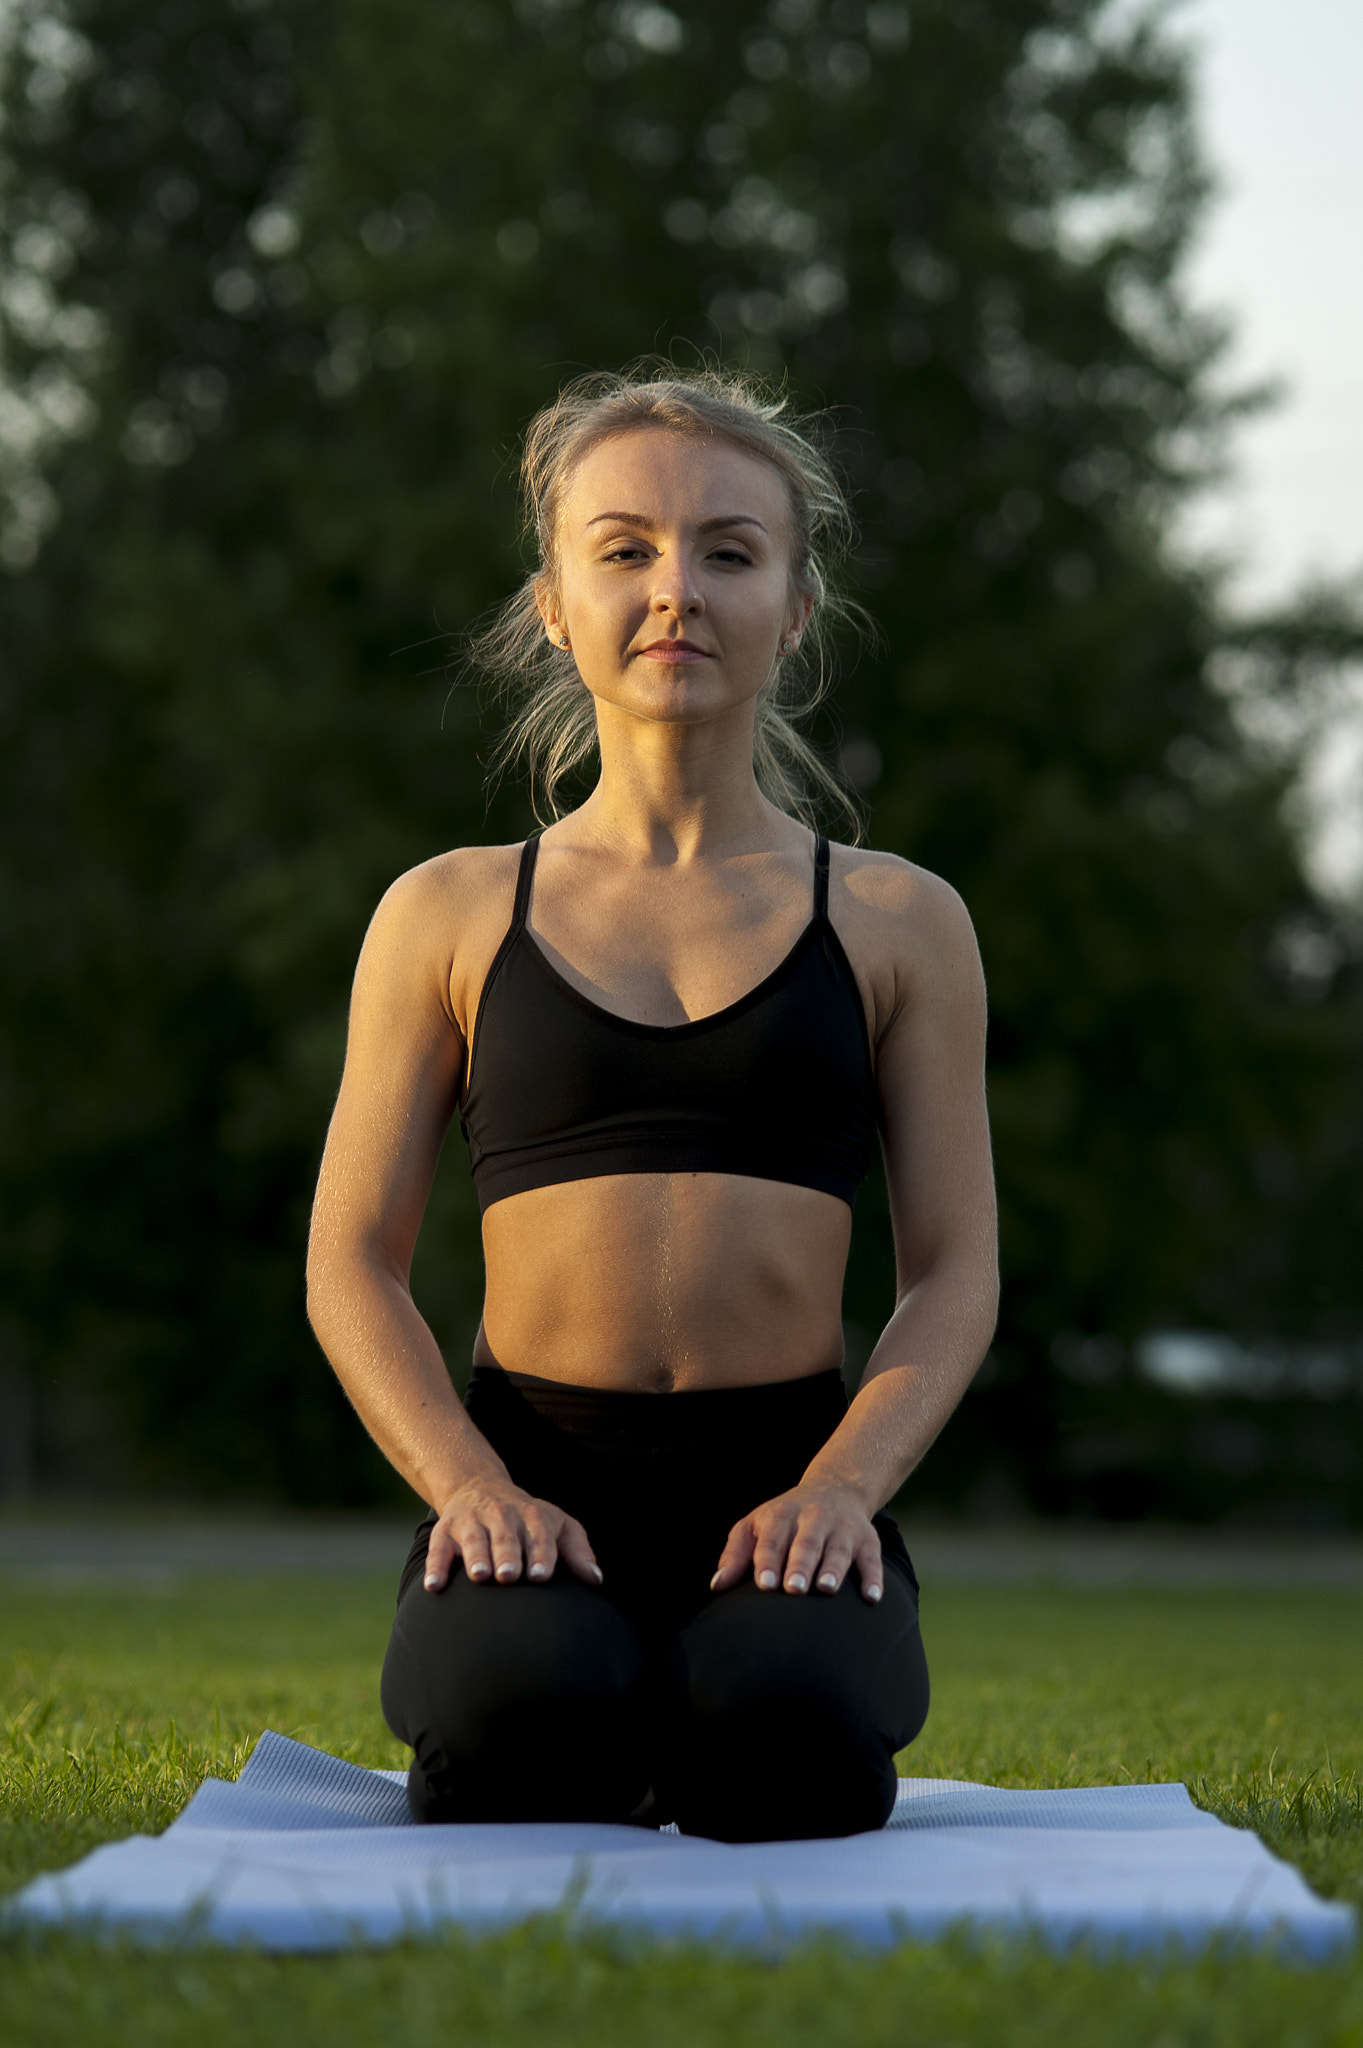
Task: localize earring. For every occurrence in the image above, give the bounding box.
[781,636,799,655]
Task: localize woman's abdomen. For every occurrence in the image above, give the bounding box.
[476,1172,851,1392]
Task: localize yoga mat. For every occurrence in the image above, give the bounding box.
[8,1731,1353,1957]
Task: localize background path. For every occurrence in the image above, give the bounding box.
[3,1515,1363,1588]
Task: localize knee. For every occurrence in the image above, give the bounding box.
[690,1576,928,1738]
[382,1575,647,1822]
[681,1583,890,1730]
[665,1581,928,1841]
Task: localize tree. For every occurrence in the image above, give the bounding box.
[1,0,1359,1513]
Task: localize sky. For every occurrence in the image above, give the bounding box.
[1177,0,1363,895]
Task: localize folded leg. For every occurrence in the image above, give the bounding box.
[659,1550,928,1842]
[381,1568,650,1823]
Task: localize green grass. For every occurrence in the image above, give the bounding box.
[3,1570,1362,2045]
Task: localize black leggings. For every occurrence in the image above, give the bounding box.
[380,1366,929,1842]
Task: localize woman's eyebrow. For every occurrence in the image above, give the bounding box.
[585,511,770,535]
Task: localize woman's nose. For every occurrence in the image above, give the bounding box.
[649,557,705,616]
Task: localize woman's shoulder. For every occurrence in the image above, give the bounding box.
[359,841,530,978]
[827,841,983,1025]
[351,841,537,1035]
[830,841,976,941]
[376,841,525,918]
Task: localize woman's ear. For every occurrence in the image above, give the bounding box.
[535,577,571,653]
[783,592,815,653]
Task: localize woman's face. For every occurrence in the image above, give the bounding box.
[541,427,811,732]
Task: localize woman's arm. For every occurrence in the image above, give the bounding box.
[711,863,998,1601]
[306,863,600,1592]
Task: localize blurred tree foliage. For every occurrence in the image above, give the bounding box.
[1,0,1359,1513]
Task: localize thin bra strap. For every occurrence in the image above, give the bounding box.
[813,835,831,920]
[510,834,542,932]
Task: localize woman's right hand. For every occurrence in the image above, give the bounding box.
[422,1479,602,1593]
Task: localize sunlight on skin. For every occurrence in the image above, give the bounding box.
[536,428,814,845]
[307,423,996,1621]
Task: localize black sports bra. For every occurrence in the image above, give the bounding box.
[459,834,880,1213]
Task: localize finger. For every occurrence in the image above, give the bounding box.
[782,1515,833,1595]
[812,1537,855,1595]
[454,1520,494,1586]
[488,1513,528,1584]
[520,1507,559,1584]
[556,1515,604,1587]
[710,1517,756,1592]
[855,1533,884,1604]
[751,1512,798,1593]
[423,1521,460,1592]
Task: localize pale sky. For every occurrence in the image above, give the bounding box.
[1181,0,1363,602]
[1177,0,1363,895]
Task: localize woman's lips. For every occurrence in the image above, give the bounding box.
[639,644,712,663]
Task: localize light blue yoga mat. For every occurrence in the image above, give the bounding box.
[8,1731,1354,1956]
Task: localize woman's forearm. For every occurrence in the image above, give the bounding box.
[306,1252,508,1510]
[801,1255,999,1513]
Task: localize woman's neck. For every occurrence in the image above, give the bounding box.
[571,701,799,863]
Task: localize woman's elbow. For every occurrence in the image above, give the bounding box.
[979,1259,1001,1342]
[305,1225,404,1338]
[304,1222,364,1340]
[304,1250,342,1344]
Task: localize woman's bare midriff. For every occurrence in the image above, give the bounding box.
[474,1172,852,1392]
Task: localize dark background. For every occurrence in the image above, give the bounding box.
[1,0,1360,1522]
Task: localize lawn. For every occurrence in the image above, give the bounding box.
[2,1566,1362,2046]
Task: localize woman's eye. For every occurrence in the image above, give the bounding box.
[598,542,753,566]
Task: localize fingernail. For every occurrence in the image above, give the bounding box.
[495,1563,517,1581]
[709,1572,722,1590]
[528,1562,548,1580]
[590,1565,603,1584]
[787,1573,807,1593]
[867,1584,882,1603]
[758,1570,777,1590]
[423,1574,440,1591]
[468,1564,490,1581]
[818,1573,838,1591]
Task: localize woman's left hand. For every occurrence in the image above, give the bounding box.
[710,1482,883,1603]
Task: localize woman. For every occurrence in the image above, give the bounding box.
[306,368,998,1842]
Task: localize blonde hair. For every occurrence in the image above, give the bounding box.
[469,363,866,837]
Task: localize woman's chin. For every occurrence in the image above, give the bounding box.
[592,671,762,729]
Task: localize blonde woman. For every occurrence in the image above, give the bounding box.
[307,369,998,1841]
